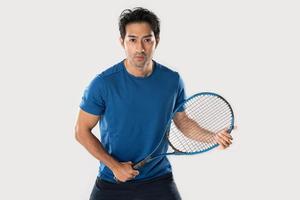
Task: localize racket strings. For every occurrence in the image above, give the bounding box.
[169,122,214,153]
[189,100,232,133]
[176,111,216,145]
[168,94,233,153]
[187,95,232,132]
[189,95,230,129]
[169,119,214,153]
[184,96,228,135]
[188,96,231,139]
[171,115,214,152]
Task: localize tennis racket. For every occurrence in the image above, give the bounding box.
[116,92,234,182]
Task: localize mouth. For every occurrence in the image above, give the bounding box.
[135,56,145,61]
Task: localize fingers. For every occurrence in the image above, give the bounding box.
[126,161,133,164]
[125,161,139,177]
[129,168,139,179]
[132,170,139,176]
[215,134,231,149]
[114,161,140,182]
[215,128,234,149]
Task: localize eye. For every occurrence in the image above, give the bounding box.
[129,38,136,42]
[144,38,152,43]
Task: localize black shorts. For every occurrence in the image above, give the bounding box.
[89,173,182,200]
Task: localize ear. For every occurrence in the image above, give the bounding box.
[155,37,160,48]
[119,37,125,48]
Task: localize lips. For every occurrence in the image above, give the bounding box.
[135,56,145,60]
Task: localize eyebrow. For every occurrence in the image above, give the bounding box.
[127,34,154,38]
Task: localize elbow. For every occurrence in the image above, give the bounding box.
[74,125,82,142]
[75,125,92,143]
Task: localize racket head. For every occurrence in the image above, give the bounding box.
[167,92,235,155]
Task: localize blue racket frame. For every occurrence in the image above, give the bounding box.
[133,92,235,169]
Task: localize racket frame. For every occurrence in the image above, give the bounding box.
[133,92,235,169]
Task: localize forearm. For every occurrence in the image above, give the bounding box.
[76,130,120,171]
[179,118,215,143]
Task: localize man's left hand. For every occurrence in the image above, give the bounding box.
[214,127,236,150]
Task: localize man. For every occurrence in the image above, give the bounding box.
[75,7,233,200]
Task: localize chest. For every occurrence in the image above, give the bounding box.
[105,76,178,115]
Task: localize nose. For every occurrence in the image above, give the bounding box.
[136,40,145,53]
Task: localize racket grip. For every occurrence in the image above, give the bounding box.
[114,160,146,183]
[133,160,147,169]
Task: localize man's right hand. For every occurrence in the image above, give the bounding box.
[112,161,139,182]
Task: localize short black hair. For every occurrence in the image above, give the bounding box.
[119,7,160,40]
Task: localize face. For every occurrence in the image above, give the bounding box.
[120,22,159,69]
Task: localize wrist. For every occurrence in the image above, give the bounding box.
[107,159,121,172]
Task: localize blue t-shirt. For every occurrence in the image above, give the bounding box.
[79,59,186,182]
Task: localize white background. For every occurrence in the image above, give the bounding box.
[0,0,299,199]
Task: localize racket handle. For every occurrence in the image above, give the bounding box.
[114,159,147,183]
[133,159,147,169]
[114,161,142,183]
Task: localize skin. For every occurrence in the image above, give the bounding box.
[75,22,158,182]
[75,111,137,182]
[119,22,159,77]
[75,22,235,183]
[173,112,236,149]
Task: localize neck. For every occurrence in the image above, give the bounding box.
[124,59,153,77]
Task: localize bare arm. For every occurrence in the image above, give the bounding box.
[173,111,234,149]
[74,109,138,182]
[173,111,214,143]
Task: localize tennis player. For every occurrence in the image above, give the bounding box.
[75,7,233,200]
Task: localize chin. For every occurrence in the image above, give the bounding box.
[134,64,146,69]
[134,61,147,69]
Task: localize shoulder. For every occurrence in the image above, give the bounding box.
[87,61,124,89]
[155,61,181,79]
[86,61,124,89]
[98,61,124,80]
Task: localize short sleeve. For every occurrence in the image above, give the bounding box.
[174,74,186,112]
[79,75,106,116]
